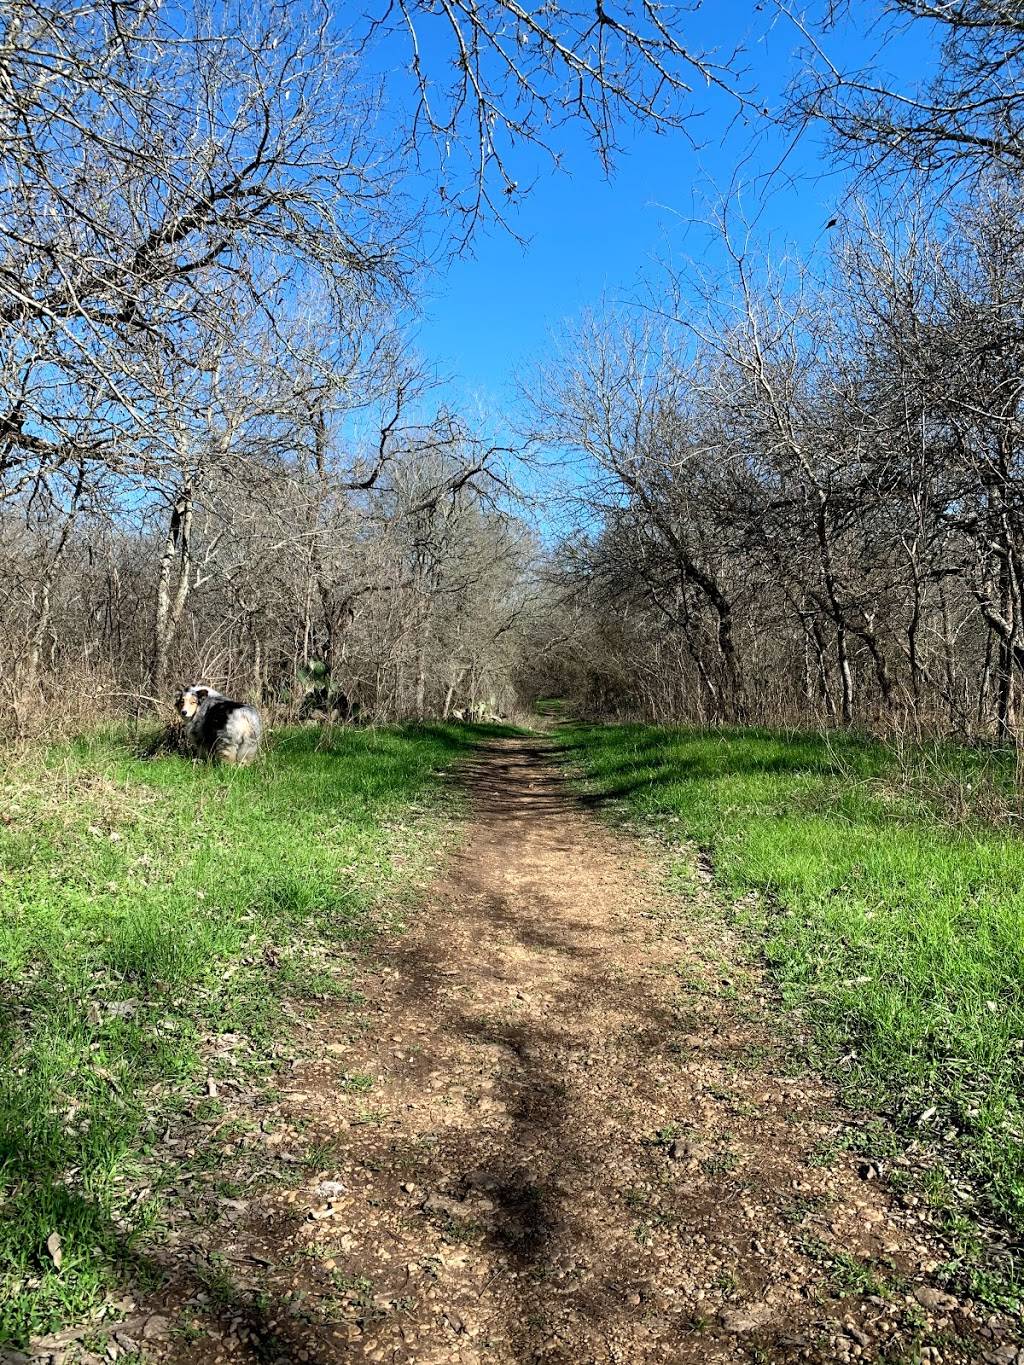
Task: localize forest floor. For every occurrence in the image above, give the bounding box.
[37,733,1020,1365]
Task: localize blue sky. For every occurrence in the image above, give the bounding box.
[391,3,935,416]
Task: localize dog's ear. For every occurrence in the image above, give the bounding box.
[173,689,184,709]
[194,687,210,702]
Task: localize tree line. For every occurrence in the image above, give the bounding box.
[6,0,1024,738]
[0,0,726,731]
[527,186,1024,735]
[523,4,1024,738]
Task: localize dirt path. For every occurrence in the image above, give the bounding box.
[153,737,1014,1364]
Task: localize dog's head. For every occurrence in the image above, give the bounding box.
[174,684,212,720]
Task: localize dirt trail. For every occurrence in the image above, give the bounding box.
[157,737,1014,1364]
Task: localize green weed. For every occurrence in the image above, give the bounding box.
[339,1072,375,1094]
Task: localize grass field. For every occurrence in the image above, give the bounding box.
[560,723,1024,1302]
[0,723,484,1347]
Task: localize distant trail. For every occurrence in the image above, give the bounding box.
[157,737,1010,1364]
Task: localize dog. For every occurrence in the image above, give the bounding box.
[174,684,263,765]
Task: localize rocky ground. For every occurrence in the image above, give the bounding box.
[20,737,1023,1363]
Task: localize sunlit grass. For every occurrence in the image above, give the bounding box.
[0,722,486,1346]
[561,723,1024,1293]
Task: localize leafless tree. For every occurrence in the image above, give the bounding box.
[790,1,1024,188]
[360,0,750,233]
[0,0,762,728]
[525,186,1024,739]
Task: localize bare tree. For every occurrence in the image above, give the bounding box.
[525,187,1024,739]
[790,1,1024,187]
[361,0,749,232]
[0,0,407,507]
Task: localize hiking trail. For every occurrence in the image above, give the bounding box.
[141,737,1016,1364]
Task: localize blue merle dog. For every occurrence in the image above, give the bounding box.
[174,685,263,765]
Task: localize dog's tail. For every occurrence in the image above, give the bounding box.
[236,706,263,765]
[216,705,263,765]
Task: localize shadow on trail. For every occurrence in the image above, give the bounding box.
[291,734,739,1355]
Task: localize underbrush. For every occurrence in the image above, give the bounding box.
[559,723,1024,1303]
[0,722,493,1346]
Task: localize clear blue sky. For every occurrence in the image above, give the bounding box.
[395,3,934,416]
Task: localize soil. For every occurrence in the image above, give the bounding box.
[28,737,1023,1364]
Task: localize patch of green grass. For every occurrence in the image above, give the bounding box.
[0,721,491,1347]
[560,723,1024,1297]
[796,1233,892,1299]
[623,1184,679,1245]
[643,1122,687,1149]
[339,1072,375,1094]
[700,1149,740,1177]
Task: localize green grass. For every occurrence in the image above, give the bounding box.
[0,721,492,1347]
[559,723,1024,1295]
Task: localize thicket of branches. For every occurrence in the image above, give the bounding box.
[10,0,1024,738]
[525,185,1024,736]
[515,1,1024,736]
[0,0,731,731]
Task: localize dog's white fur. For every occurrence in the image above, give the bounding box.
[174,684,262,765]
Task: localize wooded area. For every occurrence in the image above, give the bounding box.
[5,1,1024,739]
[0,0,551,728]
[5,9,1024,1351]
[524,4,1024,737]
[527,186,1024,735]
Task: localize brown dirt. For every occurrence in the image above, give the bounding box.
[91,737,1021,1363]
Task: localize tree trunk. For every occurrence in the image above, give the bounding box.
[22,463,85,701]
[252,632,264,705]
[415,639,427,720]
[151,485,193,702]
[809,617,836,719]
[836,624,854,726]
